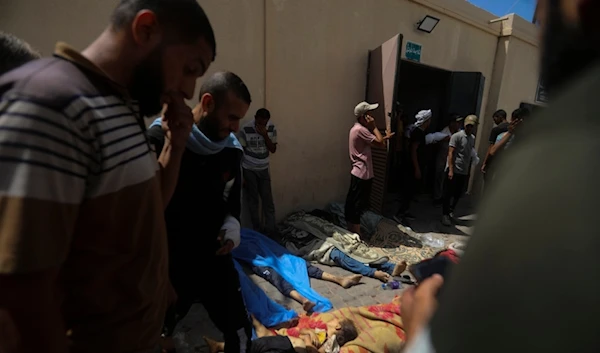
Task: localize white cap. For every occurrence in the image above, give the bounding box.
[354,101,379,117]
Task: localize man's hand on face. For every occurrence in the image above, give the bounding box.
[255,124,268,137]
[215,230,235,256]
[508,119,522,133]
[365,115,377,131]
[162,92,193,151]
[401,274,444,343]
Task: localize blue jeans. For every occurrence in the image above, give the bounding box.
[329,248,395,277]
[252,263,323,296]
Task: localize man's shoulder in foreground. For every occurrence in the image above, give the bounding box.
[0,57,99,107]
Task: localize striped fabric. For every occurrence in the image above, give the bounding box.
[238,119,277,170]
[0,43,170,353]
[0,94,156,202]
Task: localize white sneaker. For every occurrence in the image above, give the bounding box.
[441,215,452,226]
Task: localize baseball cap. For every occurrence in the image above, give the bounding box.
[354,101,379,117]
[465,115,478,126]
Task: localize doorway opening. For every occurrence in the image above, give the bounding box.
[365,34,485,218]
[387,60,452,198]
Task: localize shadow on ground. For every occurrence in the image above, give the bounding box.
[382,192,477,237]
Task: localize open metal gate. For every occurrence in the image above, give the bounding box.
[365,34,403,213]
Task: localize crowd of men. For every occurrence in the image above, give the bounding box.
[345,102,533,233]
[1,0,599,353]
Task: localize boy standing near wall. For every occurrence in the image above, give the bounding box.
[239,108,278,237]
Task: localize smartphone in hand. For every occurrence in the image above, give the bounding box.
[409,256,454,284]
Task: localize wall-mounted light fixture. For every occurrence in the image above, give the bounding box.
[416,15,440,33]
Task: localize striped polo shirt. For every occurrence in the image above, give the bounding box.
[238,119,277,170]
[0,43,170,353]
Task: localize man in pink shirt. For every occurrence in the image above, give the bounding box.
[344,101,394,237]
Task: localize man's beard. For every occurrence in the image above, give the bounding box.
[130,48,164,117]
[198,111,225,142]
[541,0,600,96]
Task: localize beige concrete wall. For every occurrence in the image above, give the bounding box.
[496,39,540,113]
[496,15,541,113]
[265,0,501,217]
[0,0,265,119]
[470,14,540,194]
[1,0,540,219]
[0,1,114,57]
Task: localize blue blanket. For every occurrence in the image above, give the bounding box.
[233,260,297,328]
[233,229,333,317]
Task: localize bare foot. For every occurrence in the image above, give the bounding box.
[340,274,363,288]
[203,336,224,353]
[391,261,408,277]
[374,270,391,283]
[303,300,316,313]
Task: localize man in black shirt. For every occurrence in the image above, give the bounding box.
[395,109,432,223]
[489,107,530,157]
[480,109,508,186]
[147,72,252,353]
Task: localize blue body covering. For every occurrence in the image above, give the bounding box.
[233,229,333,327]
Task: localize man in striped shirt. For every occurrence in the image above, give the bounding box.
[0,1,216,352]
[238,108,278,237]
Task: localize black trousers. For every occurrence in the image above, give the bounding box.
[442,170,468,216]
[344,175,373,224]
[250,336,295,353]
[164,254,252,353]
[252,263,324,296]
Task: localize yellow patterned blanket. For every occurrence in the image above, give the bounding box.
[275,296,405,353]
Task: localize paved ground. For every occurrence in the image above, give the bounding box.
[172,264,404,353]
[172,196,475,353]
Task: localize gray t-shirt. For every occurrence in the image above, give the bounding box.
[446,130,474,175]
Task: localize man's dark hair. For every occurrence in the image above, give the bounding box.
[0,32,40,76]
[198,71,252,108]
[493,109,507,120]
[512,108,530,121]
[111,0,216,60]
[255,108,270,120]
[336,319,359,346]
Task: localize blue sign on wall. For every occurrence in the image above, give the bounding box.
[406,41,422,62]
